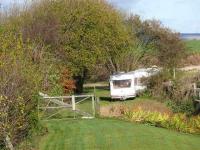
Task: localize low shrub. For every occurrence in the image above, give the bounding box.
[129,100,172,115]
[124,108,200,134]
[165,100,195,114]
[100,104,127,117]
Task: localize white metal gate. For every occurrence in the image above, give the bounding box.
[38,92,96,120]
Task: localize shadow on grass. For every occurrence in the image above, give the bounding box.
[100,96,135,102]
[84,86,110,92]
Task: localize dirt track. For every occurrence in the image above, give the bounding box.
[180,65,200,71]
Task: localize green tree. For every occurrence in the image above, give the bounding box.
[127,15,186,73]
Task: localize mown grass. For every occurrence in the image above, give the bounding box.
[39,119,200,150]
[186,40,200,54]
[83,86,110,97]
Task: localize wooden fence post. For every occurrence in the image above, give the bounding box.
[194,83,197,97]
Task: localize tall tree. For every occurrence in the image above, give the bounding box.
[20,0,133,93]
[126,15,186,72]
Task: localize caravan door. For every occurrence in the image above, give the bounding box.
[134,77,147,94]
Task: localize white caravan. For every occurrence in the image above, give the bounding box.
[110,67,159,100]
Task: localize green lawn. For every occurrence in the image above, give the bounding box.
[39,119,200,150]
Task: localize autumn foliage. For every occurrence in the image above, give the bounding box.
[60,69,76,94]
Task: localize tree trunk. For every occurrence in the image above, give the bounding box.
[74,75,84,93]
[73,69,87,94]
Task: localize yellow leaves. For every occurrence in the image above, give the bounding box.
[0,95,7,100]
[125,108,200,134]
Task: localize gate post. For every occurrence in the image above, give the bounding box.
[72,95,75,111]
[72,95,76,118]
[96,97,100,116]
[92,95,95,117]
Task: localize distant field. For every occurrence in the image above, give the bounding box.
[185,40,200,54]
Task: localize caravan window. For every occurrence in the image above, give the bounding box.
[113,79,131,89]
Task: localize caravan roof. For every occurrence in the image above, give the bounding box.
[110,67,159,80]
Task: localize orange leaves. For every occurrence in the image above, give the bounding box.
[60,69,76,94]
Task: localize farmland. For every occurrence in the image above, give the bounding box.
[186,40,200,53]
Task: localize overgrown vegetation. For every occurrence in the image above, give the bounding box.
[0,27,44,148]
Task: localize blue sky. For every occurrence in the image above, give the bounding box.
[1,0,199,33]
[0,0,23,6]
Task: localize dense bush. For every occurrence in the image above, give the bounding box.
[165,100,195,114]
[0,28,44,148]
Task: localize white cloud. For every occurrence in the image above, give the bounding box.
[108,0,200,33]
